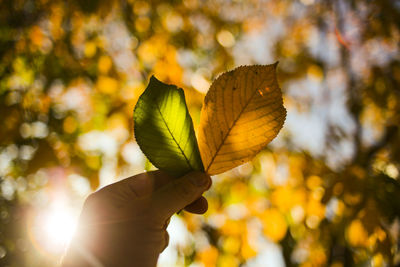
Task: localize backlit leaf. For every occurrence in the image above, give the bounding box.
[198,63,286,175]
[133,76,204,177]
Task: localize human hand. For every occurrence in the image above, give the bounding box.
[61,171,211,267]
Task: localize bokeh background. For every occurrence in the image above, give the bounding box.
[0,0,399,266]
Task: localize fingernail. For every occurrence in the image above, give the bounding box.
[189,172,209,187]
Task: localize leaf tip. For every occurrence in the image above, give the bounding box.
[149,75,160,83]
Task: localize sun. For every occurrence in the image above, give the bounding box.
[43,208,77,248]
[30,200,79,255]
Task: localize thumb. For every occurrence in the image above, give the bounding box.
[151,172,211,220]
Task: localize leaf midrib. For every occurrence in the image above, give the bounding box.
[155,99,193,170]
[205,78,266,172]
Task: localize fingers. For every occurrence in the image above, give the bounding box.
[184,196,208,214]
[151,172,211,220]
[184,176,212,214]
[112,170,175,199]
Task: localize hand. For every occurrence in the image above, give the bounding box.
[61,171,211,267]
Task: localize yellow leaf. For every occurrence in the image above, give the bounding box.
[198,64,286,175]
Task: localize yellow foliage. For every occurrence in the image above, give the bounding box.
[288,156,305,186]
[84,41,97,58]
[120,81,144,103]
[367,227,387,248]
[133,1,150,15]
[196,246,218,267]
[153,59,183,85]
[106,113,127,131]
[306,199,325,218]
[30,26,44,47]
[372,253,384,267]
[343,193,362,206]
[308,246,327,266]
[137,35,169,65]
[271,187,294,212]
[374,227,387,242]
[347,219,369,247]
[85,155,101,170]
[307,65,324,83]
[152,45,182,84]
[229,181,248,203]
[49,5,64,40]
[271,187,306,213]
[10,57,34,89]
[97,76,119,94]
[306,175,322,190]
[218,254,239,267]
[241,241,257,260]
[222,236,241,254]
[98,56,113,74]
[262,208,288,242]
[39,95,51,113]
[221,220,243,236]
[162,10,184,33]
[63,116,78,134]
[350,165,367,179]
[281,40,299,57]
[106,113,128,141]
[242,18,265,33]
[333,182,344,196]
[135,16,151,32]
[335,200,345,218]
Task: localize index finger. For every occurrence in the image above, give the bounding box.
[119,170,175,198]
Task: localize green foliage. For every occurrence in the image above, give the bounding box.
[134,76,203,177]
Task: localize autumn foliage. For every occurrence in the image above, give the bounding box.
[0,0,399,266]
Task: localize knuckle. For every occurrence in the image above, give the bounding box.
[83,192,97,207]
[80,192,102,224]
[174,180,195,200]
[83,191,106,211]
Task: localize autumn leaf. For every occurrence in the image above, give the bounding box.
[198,63,286,175]
[134,64,285,177]
[133,76,204,177]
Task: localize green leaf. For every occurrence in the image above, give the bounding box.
[133,76,204,177]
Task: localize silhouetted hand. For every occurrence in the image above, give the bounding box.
[62,171,211,267]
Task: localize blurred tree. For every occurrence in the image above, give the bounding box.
[0,0,399,266]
